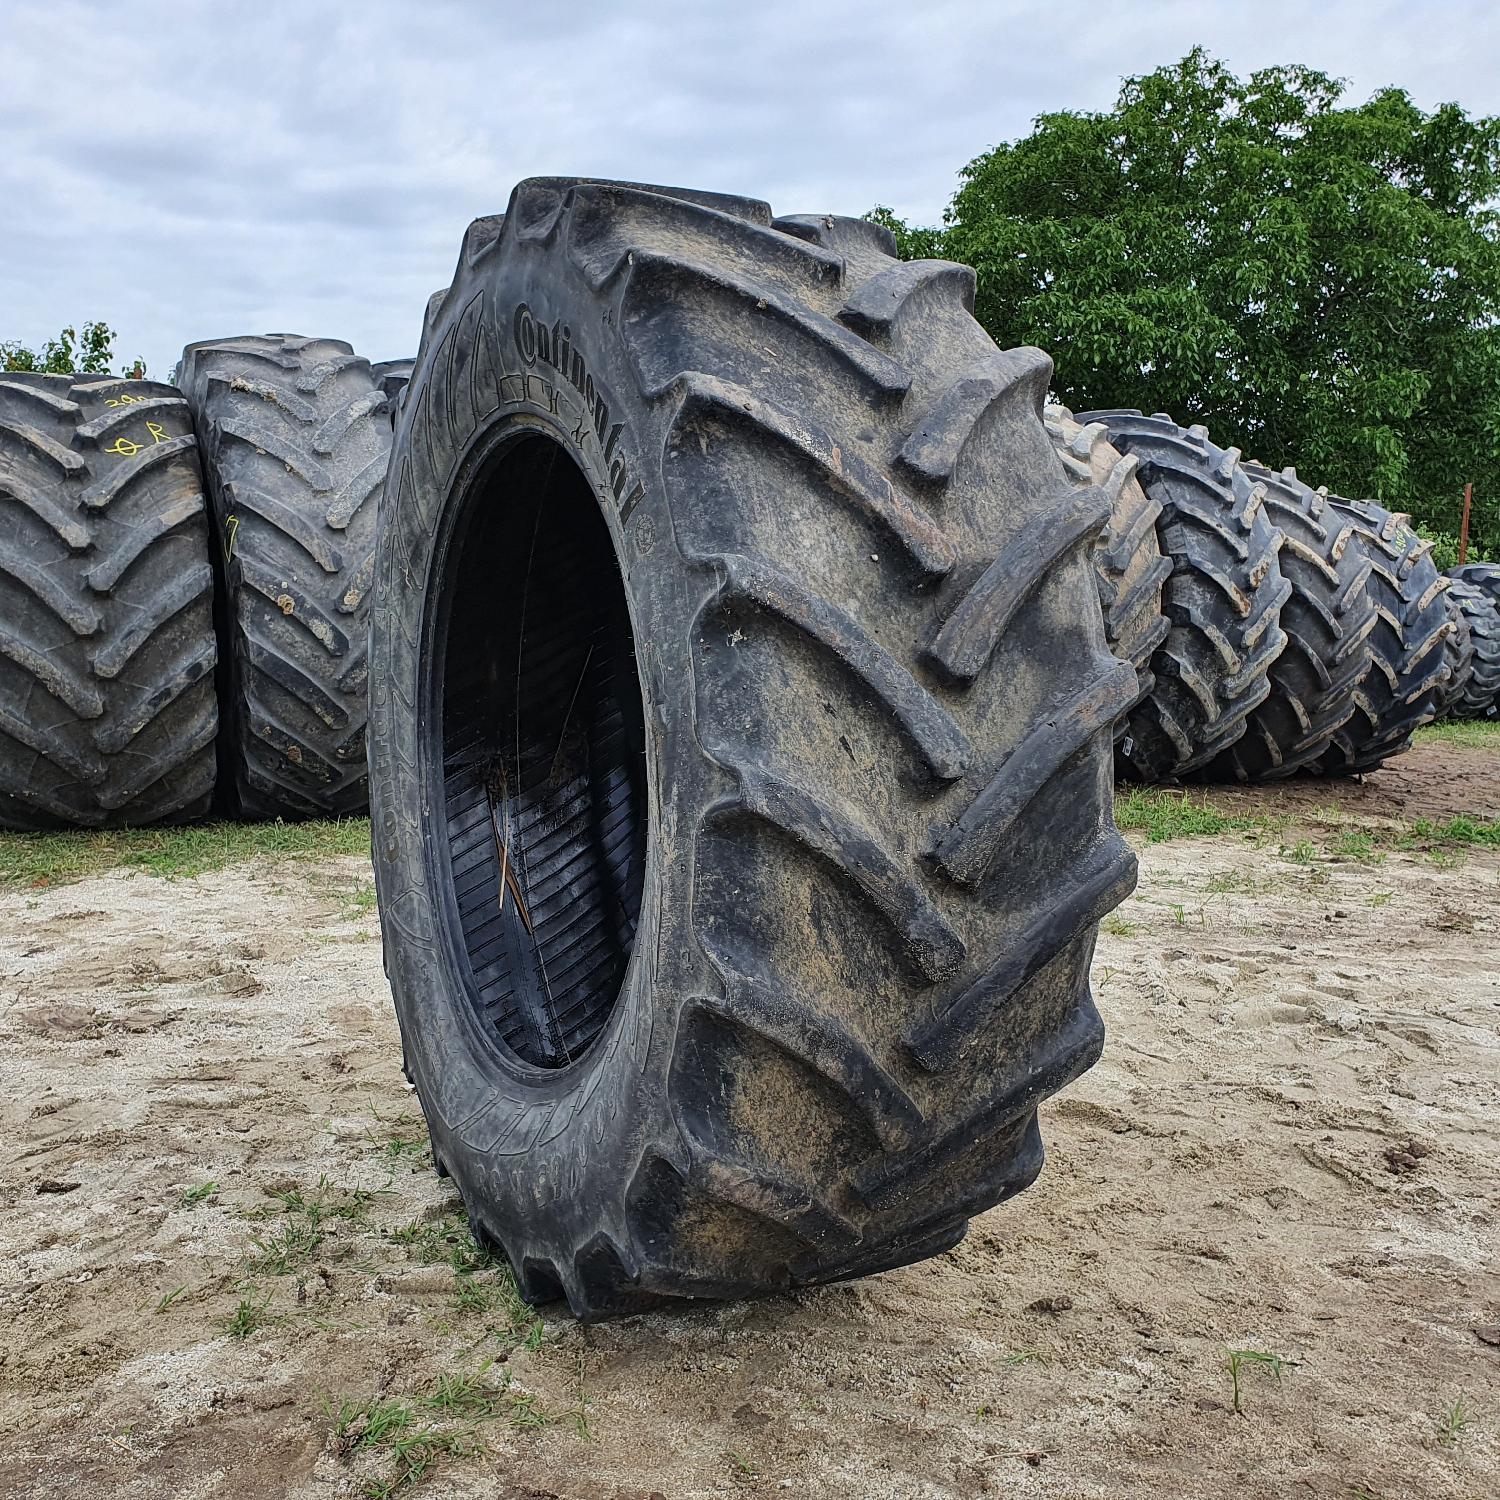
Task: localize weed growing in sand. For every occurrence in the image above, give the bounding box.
[1102,914,1138,937]
[330,1364,568,1496]
[1438,1396,1469,1445]
[386,1209,544,1348]
[176,1181,217,1208]
[724,1448,760,1482]
[244,1177,377,1275]
[1281,839,1317,865]
[1225,1346,1295,1413]
[1369,890,1394,907]
[223,1290,276,1340]
[154,1284,188,1314]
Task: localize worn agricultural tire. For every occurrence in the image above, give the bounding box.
[177,336,390,818]
[1434,583,1476,721]
[1453,561,1500,613]
[1315,498,1451,774]
[1044,406,1169,724]
[1194,464,1379,781]
[1076,411,1290,781]
[1442,575,1500,719]
[370,179,1137,1317]
[0,372,217,828]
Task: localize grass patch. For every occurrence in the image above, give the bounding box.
[244,1177,378,1276]
[1114,787,1257,842]
[1415,719,1500,750]
[331,1364,568,1496]
[0,818,371,888]
[386,1209,544,1348]
[176,1181,217,1209]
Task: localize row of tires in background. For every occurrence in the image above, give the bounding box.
[0,344,409,829]
[1,280,1496,835]
[1047,407,1498,785]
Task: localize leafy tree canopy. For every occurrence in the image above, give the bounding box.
[1,321,144,379]
[870,50,1500,558]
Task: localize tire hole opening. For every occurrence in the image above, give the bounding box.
[436,433,647,1068]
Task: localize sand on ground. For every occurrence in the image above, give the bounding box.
[1,740,1497,1499]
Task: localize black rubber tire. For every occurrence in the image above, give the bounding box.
[1435,583,1476,721]
[371,359,415,408]
[369,179,1136,1317]
[1452,561,1500,612]
[1195,464,1379,780]
[1316,498,1451,774]
[177,335,391,818]
[1441,575,1500,719]
[0,373,218,828]
[1076,411,1291,781]
[1044,406,1169,725]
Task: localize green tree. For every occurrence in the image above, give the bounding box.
[1,320,135,376]
[873,51,1500,558]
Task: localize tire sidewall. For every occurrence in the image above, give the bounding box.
[368,232,705,1263]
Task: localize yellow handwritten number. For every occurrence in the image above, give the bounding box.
[105,436,143,457]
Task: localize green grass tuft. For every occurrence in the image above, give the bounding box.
[0,818,371,888]
[1414,719,1500,750]
[1114,787,1256,842]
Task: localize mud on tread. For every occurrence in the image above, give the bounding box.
[369,179,1135,1318]
[177,335,390,818]
[0,373,217,828]
[1077,410,1291,781]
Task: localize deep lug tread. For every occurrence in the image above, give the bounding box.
[178,333,389,818]
[0,375,219,827]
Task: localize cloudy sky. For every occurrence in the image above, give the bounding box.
[5,0,1499,379]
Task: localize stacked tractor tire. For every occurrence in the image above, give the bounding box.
[0,339,409,829]
[1045,408,1497,781]
[2,179,1496,1317]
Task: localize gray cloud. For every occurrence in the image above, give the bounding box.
[5,0,1498,378]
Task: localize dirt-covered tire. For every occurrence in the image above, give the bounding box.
[1044,406,1169,724]
[369,180,1137,1317]
[1194,464,1379,780]
[1316,498,1451,774]
[177,336,391,818]
[1441,575,1500,719]
[1076,411,1290,780]
[0,373,218,828]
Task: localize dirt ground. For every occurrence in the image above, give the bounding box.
[1,739,1496,1500]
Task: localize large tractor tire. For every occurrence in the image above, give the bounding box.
[369,180,1137,1317]
[1077,411,1290,781]
[1197,464,1379,780]
[1434,584,1476,721]
[1316,498,1451,774]
[0,373,217,828]
[177,336,390,818]
[1453,561,1500,612]
[1044,406,1169,724]
[1442,575,1500,720]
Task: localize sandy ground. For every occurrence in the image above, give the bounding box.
[1,741,1497,1500]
